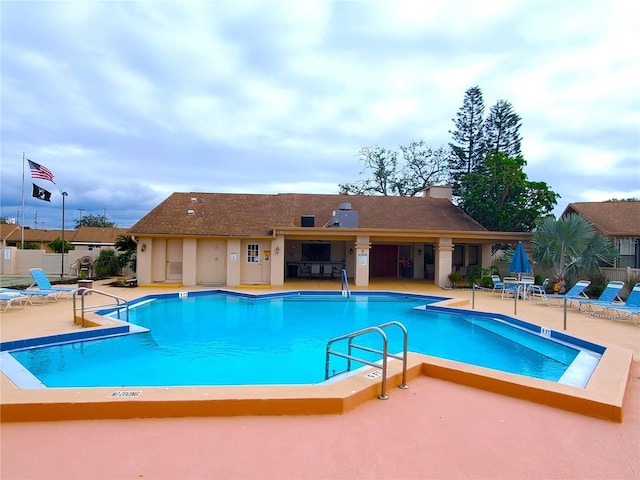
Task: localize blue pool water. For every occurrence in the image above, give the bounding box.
[7,291,602,388]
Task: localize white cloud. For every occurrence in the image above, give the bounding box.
[1,0,638,229]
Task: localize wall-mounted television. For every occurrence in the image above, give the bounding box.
[302,243,330,262]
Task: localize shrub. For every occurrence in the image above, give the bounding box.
[589,285,604,299]
[448,272,463,287]
[93,249,121,279]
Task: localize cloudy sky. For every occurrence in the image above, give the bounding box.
[1,0,638,231]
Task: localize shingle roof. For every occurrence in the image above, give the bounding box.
[128,193,488,237]
[4,228,64,243]
[3,226,130,244]
[562,201,640,236]
[72,227,130,244]
[1,223,21,241]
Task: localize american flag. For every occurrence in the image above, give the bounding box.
[27,159,55,183]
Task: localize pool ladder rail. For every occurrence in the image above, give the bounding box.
[340,268,350,298]
[72,287,130,327]
[325,321,408,400]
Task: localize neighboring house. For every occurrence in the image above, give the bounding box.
[129,186,530,287]
[70,227,130,252]
[561,201,640,268]
[3,226,129,253]
[1,223,22,248]
[3,227,66,252]
[1,226,132,277]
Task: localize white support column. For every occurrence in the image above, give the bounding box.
[354,235,371,287]
[481,244,493,269]
[226,239,242,287]
[271,235,285,286]
[182,238,197,286]
[434,238,454,287]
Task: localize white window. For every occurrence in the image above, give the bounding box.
[247,244,259,263]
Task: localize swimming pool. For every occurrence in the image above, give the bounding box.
[5,291,604,389]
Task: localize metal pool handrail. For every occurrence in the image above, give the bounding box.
[325,321,408,400]
[73,288,129,327]
[340,268,350,298]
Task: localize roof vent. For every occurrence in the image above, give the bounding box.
[191,197,197,203]
[339,202,351,210]
[187,209,195,216]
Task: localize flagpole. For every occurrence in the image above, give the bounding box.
[21,152,25,248]
[61,191,68,281]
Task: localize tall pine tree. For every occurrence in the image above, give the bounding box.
[483,99,522,157]
[448,86,485,198]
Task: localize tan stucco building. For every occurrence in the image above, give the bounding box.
[128,187,530,288]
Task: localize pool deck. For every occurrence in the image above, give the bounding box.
[1,279,639,479]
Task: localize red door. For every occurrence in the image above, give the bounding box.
[370,245,398,277]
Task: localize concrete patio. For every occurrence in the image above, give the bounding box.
[1,279,638,479]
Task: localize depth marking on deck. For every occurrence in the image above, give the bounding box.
[109,391,142,398]
[365,369,383,379]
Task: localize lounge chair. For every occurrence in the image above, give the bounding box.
[29,268,78,299]
[0,290,29,312]
[586,283,640,324]
[575,281,625,312]
[0,287,58,305]
[537,280,591,307]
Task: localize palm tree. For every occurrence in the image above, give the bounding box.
[115,235,137,273]
[531,214,617,289]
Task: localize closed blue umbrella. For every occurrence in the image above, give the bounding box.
[509,241,532,275]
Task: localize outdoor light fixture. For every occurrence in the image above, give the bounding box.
[349,248,353,255]
[275,246,280,254]
[141,243,147,252]
[418,249,422,256]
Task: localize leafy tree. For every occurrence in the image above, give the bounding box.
[115,235,137,272]
[339,143,448,197]
[339,146,398,196]
[483,99,522,157]
[531,214,617,284]
[460,152,559,231]
[48,237,74,253]
[449,86,485,197]
[396,142,449,196]
[93,249,121,278]
[74,213,116,229]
